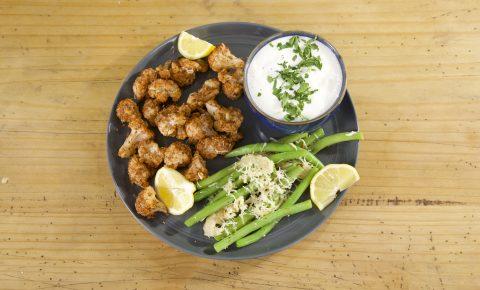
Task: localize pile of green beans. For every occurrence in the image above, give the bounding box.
[236,168,319,247]
[185,166,304,227]
[214,200,313,252]
[186,128,363,252]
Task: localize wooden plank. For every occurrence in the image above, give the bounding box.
[0,0,479,289]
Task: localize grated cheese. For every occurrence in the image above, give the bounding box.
[231,155,291,218]
[203,154,297,238]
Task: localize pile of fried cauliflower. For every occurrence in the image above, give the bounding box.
[116,44,245,218]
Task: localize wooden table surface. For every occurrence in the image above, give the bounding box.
[1,0,479,289]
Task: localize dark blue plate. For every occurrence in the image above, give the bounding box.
[107,22,359,259]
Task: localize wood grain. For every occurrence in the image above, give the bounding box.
[1,0,479,289]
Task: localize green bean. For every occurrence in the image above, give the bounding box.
[311,131,364,154]
[213,200,313,252]
[184,166,304,227]
[194,171,242,202]
[195,164,235,190]
[302,149,324,168]
[268,150,309,163]
[225,142,298,158]
[303,127,325,147]
[277,132,308,144]
[267,148,323,168]
[236,168,319,247]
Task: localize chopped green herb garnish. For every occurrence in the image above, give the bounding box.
[268,36,323,121]
[277,35,299,49]
[257,92,262,97]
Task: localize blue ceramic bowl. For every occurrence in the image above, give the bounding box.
[243,31,347,134]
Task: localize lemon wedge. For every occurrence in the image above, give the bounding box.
[177,31,215,60]
[310,164,360,211]
[154,167,195,215]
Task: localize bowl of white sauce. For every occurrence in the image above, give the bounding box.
[244,31,346,133]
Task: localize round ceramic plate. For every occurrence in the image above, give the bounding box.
[107,22,359,259]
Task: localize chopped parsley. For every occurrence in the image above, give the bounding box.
[269,36,323,121]
[257,92,262,97]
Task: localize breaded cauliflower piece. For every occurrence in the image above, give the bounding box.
[116,99,142,123]
[155,60,172,79]
[164,141,192,169]
[196,135,235,159]
[178,58,209,73]
[207,43,244,72]
[170,58,208,87]
[205,99,243,134]
[186,78,221,109]
[227,131,244,143]
[185,111,217,143]
[147,78,181,103]
[176,125,188,140]
[135,186,168,218]
[170,60,195,87]
[218,67,244,100]
[154,104,191,138]
[118,119,154,158]
[128,154,153,188]
[138,140,165,168]
[141,98,161,126]
[133,68,157,101]
[183,151,208,182]
[116,98,142,123]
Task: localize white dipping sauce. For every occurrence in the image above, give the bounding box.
[247,36,344,122]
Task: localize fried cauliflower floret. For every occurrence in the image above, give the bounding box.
[227,131,244,143]
[118,119,154,158]
[116,98,141,123]
[133,68,157,101]
[196,135,235,159]
[186,78,221,109]
[176,125,187,140]
[164,141,192,169]
[142,98,161,126]
[185,111,217,143]
[170,60,194,87]
[170,58,208,87]
[183,152,208,182]
[218,67,244,100]
[207,43,244,72]
[154,104,191,138]
[128,154,153,188]
[135,186,168,218]
[195,59,209,73]
[138,140,165,168]
[155,60,172,79]
[147,78,181,103]
[205,99,244,134]
[178,58,209,73]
